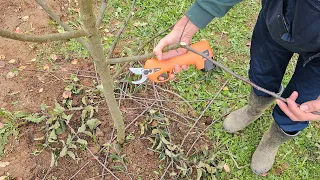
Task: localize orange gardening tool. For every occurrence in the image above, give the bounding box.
[129,40,215,84]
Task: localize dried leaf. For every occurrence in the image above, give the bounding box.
[39,88,44,93]
[0,161,10,167]
[50,152,55,167]
[8,59,16,64]
[71,59,78,65]
[22,16,29,22]
[0,122,4,129]
[223,163,230,173]
[18,65,26,71]
[43,64,49,71]
[50,54,57,61]
[0,54,5,60]
[6,71,15,79]
[15,27,21,33]
[223,86,229,91]
[62,91,72,99]
[30,58,36,62]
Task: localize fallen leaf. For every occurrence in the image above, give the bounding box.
[0,161,10,167]
[0,61,5,68]
[8,59,16,64]
[39,88,44,93]
[6,71,15,79]
[18,65,26,71]
[43,65,49,71]
[223,86,229,91]
[223,163,230,173]
[261,172,268,177]
[106,33,114,37]
[75,8,80,13]
[62,90,72,99]
[30,58,36,62]
[0,122,4,129]
[71,59,78,65]
[0,54,5,60]
[50,54,57,61]
[38,76,45,83]
[22,15,29,22]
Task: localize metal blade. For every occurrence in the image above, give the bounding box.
[132,75,148,84]
[129,68,144,75]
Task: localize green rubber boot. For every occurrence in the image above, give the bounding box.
[251,121,298,175]
[223,88,280,133]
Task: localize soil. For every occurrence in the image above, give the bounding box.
[0,1,213,179]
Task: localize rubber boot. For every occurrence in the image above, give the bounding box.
[223,88,281,133]
[251,121,298,175]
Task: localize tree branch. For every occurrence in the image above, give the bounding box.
[107,42,181,64]
[96,0,108,28]
[112,25,174,79]
[36,0,89,49]
[0,29,85,42]
[107,0,137,59]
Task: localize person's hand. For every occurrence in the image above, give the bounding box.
[276,91,320,121]
[153,16,199,79]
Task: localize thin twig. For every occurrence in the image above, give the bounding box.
[0,29,86,42]
[160,161,173,180]
[96,0,108,28]
[107,0,137,58]
[101,128,115,180]
[179,80,229,149]
[155,85,194,111]
[42,167,52,180]
[69,161,91,180]
[67,124,120,180]
[36,0,89,49]
[186,118,220,157]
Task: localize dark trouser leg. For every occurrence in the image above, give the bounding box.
[273,56,320,132]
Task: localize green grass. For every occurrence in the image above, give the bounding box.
[35,0,320,179]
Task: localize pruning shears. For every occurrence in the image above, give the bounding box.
[129,40,216,84]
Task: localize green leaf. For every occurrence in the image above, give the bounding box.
[165,149,176,158]
[161,136,170,145]
[112,165,125,172]
[62,113,72,124]
[67,151,76,160]
[76,139,87,146]
[53,101,65,115]
[49,121,60,130]
[14,111,28,118]
[196,168,203,180]
[49,130,57,141]
[41,103,49,111]
[139,123,145,135]
[59,146,68,157]
[85,105,94,118]
[50,152,55,167]
[34,136,45,141]
[24,113,45,123]
[77,124,86,133]
[81,109,87,122]
[81,96,87,106]
[86,119,101,131]
[152,129,160,134]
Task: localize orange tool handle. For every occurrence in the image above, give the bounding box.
[144,40,214,82]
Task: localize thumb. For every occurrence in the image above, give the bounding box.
[300,99,320,113]
[153,38,169,60]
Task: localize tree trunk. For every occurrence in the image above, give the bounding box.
[78,0,125,144]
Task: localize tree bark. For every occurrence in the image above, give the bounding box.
[78,0,125,143]
[0,29,85,42]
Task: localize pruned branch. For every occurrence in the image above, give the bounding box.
[107,42,181,64]
[36,0,89,49]
[96,0,108,28]
[107,0,137,58]
[0,29,85,42]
